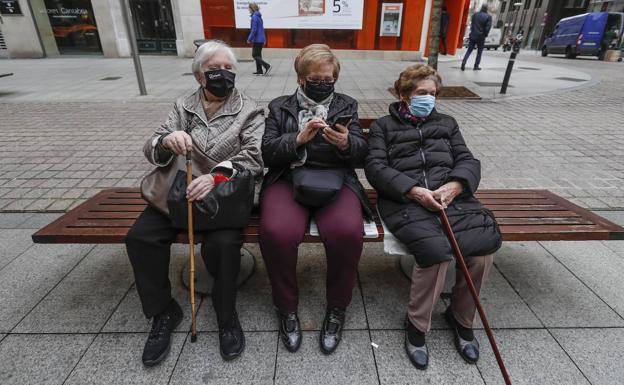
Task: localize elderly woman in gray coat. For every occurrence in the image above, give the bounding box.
[125,40,264,367]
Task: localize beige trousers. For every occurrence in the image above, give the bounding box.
[407,255,494,333]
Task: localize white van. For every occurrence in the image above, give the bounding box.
[485,28,502,50]
[463,27,502,50]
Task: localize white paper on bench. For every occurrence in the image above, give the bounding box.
[380,217,411,256]
[309,218,379,239]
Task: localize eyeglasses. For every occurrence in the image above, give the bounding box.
[206,65,234,71]
[306,78,335,85]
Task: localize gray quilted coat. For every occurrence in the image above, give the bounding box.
[140,87,264,214]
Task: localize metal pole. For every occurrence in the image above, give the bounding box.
[500,50,517,94]
[120,0,147,95]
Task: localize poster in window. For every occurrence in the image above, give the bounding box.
[380,3,403,37]
[43,0,102,53]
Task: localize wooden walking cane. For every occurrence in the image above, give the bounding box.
[439,209,512,385]
[186,150,198,343]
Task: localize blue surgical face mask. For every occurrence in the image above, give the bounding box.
[408,95,435,117]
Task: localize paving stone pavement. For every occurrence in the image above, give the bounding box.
[1,52,624,384]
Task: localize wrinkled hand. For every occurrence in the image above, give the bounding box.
[162,131,193,156]
[186,174,215,201]
[431,181,463,208]
[296,118,326,146]
[406,186,444,212]
[322,123,349,151]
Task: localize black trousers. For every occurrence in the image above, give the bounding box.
[252,42,270,73]
[462,37,485,68]
[125,205,243,326]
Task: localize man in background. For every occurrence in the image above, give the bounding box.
[461,4,491,71]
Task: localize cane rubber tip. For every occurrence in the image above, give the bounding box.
[191,334,197,343]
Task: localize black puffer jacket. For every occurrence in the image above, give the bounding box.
[365,103,502,267]
[261,91,373,218]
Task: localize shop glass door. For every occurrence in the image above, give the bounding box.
[130,0,176,53]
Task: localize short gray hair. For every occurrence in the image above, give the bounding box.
[192,40,237,76]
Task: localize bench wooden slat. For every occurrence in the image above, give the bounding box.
[32,188,624,244]
[488,210,581,218]
[495,217,593,225]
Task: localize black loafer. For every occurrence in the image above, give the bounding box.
[320,307,345,355]
[142,299,183,367]
[444,308,479,364]
[404,318,428,370]
[277,311,302,352]
[219,311,245,361]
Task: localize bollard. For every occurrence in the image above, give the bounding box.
[500,50,518,95]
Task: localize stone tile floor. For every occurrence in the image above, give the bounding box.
[0,213,623,384]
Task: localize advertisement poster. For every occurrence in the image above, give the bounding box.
[379,3,402,37]
[43,0,101,53]
[234,0,364,29]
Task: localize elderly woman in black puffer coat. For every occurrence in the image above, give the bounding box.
[365,64,502,370]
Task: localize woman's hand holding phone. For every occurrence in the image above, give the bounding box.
[323,121,349,151]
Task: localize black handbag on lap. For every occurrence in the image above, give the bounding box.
[291,167,345,207]
[167,165,254,231]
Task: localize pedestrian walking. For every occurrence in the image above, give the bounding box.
[461,4,491,71]
[440,6,450,55]
[247,2,272,76]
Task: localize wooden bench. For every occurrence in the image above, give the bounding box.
[31,187,624,293]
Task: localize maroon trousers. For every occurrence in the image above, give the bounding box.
[259,180,364,313]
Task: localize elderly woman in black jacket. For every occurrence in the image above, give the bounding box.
[365,64,502,370]
[260,44,371,355]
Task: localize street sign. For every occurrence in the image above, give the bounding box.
[0,0,22,15]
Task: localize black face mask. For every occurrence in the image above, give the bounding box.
[304,80,335,102]
[204,69,235,98]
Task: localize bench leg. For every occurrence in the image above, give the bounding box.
[398,254,455,296]
[181,247,256,295]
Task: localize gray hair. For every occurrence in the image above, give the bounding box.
[192,40,237,76]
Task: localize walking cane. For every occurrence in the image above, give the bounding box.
[439,210,512,385]
[186,150,198,343]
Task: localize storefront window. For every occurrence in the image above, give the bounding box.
[43,0,101,54]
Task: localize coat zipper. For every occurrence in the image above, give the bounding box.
[417,124,429,189]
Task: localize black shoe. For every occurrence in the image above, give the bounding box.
[252,71,263,75]
[320,307,345,355]
[142,300,183,367]
[263,65,272,76]
[444,308,479,364]
[277,311,302,352]
[473,66,482,70]
[404,317,428,370]
[219,311,245,361]
[460,63,465,71]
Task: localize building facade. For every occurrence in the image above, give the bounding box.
[201,0,470,59]
[0,0,203,58]
[495,0,591,49]
[0,0,472,59]
[493,0,623,50]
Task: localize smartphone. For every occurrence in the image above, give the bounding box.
[333,114,353,131]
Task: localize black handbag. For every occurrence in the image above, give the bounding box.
[167,165,255,231]
[291,167,345,207]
